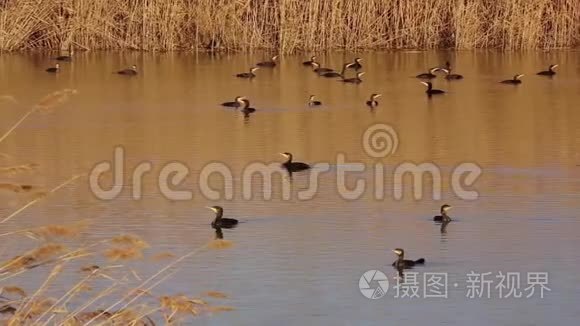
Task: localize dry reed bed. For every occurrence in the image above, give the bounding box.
[0,0,578,52]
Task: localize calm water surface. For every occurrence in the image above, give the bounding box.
[1,51,580,325]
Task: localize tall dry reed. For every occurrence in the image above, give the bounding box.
[0,0,577,52]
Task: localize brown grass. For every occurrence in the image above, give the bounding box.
[0,230,233,324]
[0,0,577,52]
[110,234,149,249]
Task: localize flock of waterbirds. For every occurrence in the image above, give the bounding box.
[42,49,560,275]
[44,50,560,115]
[219,55,559,116]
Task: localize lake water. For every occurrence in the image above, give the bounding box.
[1,50,580,325]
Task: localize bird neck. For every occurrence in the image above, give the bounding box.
[284,155,293,164]
[242,100,250,109]
[214,210,223,220]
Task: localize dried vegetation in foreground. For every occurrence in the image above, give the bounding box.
[0,91,233,324]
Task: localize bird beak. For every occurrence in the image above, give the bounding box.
[553,64,559,69]
[420,81,429,87]
[392,249,400,255]
[279,153,287,157]
[376,94,382,98]
[205,206,216,212]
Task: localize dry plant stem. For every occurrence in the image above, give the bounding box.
[85,244,208,326]
[98,269,180,326]
[34,269,100,324]
[57,282,121,326]
[12,263,64,323]
[0,107,38,145]
[129,307,162,326]
[0,174,82,224]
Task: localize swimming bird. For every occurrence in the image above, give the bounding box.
[206,206,238,229]
[392,248,425,269]
[537,64,558,76]
[433,204,452,222]
[440,62,463,80]
[257,55,279,68]
[117,65,138,75]
[416,67,440,79]
[500,74,524,85]
[280,152,310,172]
[366,93,382,108]
[346,57,363,71]
[308,95,322,107]
[240,98,256,114]
[221,96,245,108]
[311,62,334,75]
[442,69,464,80]
[236,67,259,79]
[420,81,445,96]
[302,56,317,66]
[55,48,74,62]
[321,63,349,78]
[342,72,365,84]
[45,63,60,73]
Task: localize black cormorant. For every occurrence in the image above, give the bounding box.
[221,96,245,108]
[311,62,334,75]
[207,206,238,228]
[240,98,256,114]
[392,248,425,269]
[416,67,440,79]
[45,63,60,73]
[321,63,349,78]
[433,204,452,222]
[117,65,138,75]
[308,95,322,107]
[280,152,310,172]
[236,67,259,79]
[346,57,363,70]
[537,64,558,76]
[257,55,279,68]
[500,74,524,84]
[366,93,382,108]
[440,63,464,80]
[420,81,445,96]
[342,72,365,84]
[302,56,317,66]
